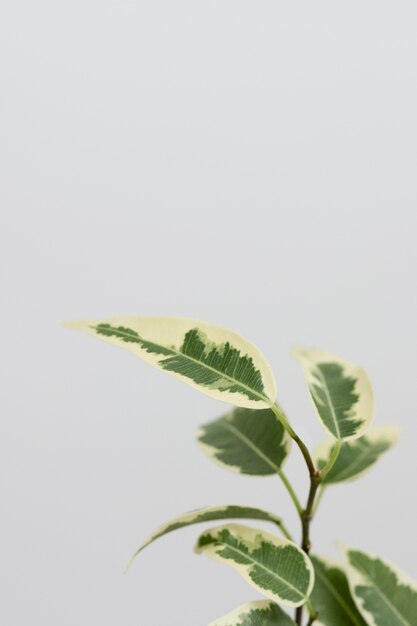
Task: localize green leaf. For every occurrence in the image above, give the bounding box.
[315,426,400,485]
[340,544,417,626]
[198,407,291,475]
[128,505,287,568]
[65,317,276,409]
[209,600,296,626]
[195,524,314,607]
[294,348,375,441]
[310,555,367,626]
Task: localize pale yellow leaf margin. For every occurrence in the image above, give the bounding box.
[208,600,284,626]
[314,426,400,483]
[338,543,417,626]
[65,316,277,409]
[195,523,315,608]
[294,348,375,441]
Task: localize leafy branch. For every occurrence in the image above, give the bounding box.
[66,316,415,626]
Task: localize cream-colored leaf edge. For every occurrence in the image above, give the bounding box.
[293,347,375,441]
[195,523,315,607]
[127,504,283,567]
[65,316,277,409]
[338,542,417,626]
[208,600,284,626]
[314,426,401,484]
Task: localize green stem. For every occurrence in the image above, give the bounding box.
[271,404,317,477]
[269,404,321,626]
[312,485,326,515]
[306,613,318,626]
[306,599,316,619]
[294,463,322,625]
[275,518,295,542]
[294,473,321,626]
[320,440,342,481]
[276,467,303,516]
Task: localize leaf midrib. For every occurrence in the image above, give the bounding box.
[355,567,411,626]
[96,325,270,404]
[314,562,365,626]
[314,366,342,439]
[135,506,278,557]
[220,420,282,474]
[211,537,306,602]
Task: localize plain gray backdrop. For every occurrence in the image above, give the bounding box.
[1,2,416,624]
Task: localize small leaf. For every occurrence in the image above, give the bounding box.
[209,600,296,626]
[340,544,417,626]
[65,317,276,408]
[128,505,286,567]
[310,555,367,626]
[198,407,291,475]
[294,348,375,441]
[315,426,400,485]
[195,524,314,607]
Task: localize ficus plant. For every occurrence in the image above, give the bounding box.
[66,316,417,626]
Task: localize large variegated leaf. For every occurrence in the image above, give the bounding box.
[128,505,286,567]
[209,600,296,626]
[195,524,314,607]
[340,545,417,626]
[66,317,276,408]
[294,348,375,441]
[315,426,400,485]
[198,407,291,475]
[311,555,367,626]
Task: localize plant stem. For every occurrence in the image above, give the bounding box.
[312,484,326,515]
[271,404,316,476]
[300,473,321,552]
[311,442,341,516]
[275,518,296,542]
[269,405,321,626]
[320,440,342,481]
[305,600,317,623]
[294,469,321,626]
[276,467,303,515]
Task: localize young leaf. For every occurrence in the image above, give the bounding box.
[209,600,296,626]
[198,407,291,475]
[195,524,314,607]
[294,348,375,441]
[310,555,367,626]
[128,505,287,567]
[65,317,276,408]
[314,426,400,485]
[340,544,417,626]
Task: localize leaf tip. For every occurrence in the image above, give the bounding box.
[291,346,306,361]
[387,424,402,443]
[62,320,79,330]
[124,551,138,574]
[334,539,349,556]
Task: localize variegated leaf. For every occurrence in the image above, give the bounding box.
[195,524,314,607]
[128,505,286,567]
[340,545,417,626]
[198,407,291,475]
[315,426,400,485]
[311,555,367,626]
[209,600,296,626]
[294,348,375,441]
[65,317,276,408]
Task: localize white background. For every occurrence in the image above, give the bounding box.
[1,2,416,624]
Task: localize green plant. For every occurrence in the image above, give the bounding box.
[66,316,417,625]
